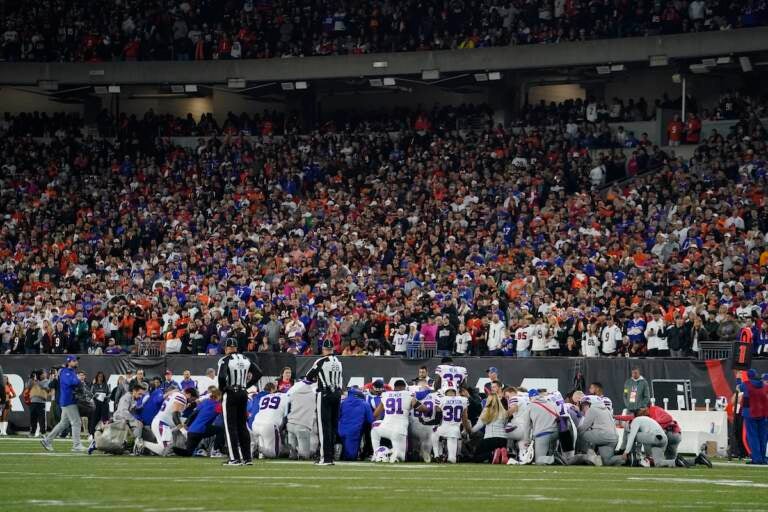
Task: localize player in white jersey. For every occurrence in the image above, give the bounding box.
[372,379,427,462]
[409,387,440,462]
[431,383,470,463]
[504,388,532,464]
[434,358,468,391]
[145,389,187,456]
[250,384,288,459]
[285,378,317,460]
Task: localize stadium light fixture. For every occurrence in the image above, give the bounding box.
[93,86,108,95]
[369,78,384,87]
[596,66,611,75]
[740,56,753,72]
[280,82,295,91]
[649,55,668,67]
[421,69,440,80]
[107,85,121,93]
[382,77,396,86]
[488,71,502,80]
[170,85,184,93]
[295,81,308,90]
[701,58,717,68]
[227,78,246,89]
[610,64,625,72]
[372,61,388,68]
[474,73,489,82]
[716,56,731,65]
[184,84,198,93]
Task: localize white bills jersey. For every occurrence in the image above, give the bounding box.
[156,391,187,425]
[253,393,288,426]
[434,365,468,390]
[435,395,468,426]
[380,390,415,429]
[411,392,439,423]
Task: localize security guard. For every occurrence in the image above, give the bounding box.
[217,338,262,466]
[306,339,343,465]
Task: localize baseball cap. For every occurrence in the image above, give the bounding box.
[225,338,238,348]
[65,355,79,363]
[322,339,334,350]
[486,367,498,374]
[372,379,385,390]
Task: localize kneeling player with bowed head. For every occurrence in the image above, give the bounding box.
[409,384,440,462]
[431,382,471,463]
[144,387,187,456]
[249,383,288,459]
[371,379,428,463]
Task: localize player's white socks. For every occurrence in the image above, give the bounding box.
[0,422,7,435]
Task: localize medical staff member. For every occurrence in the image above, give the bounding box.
[338,387,374,460]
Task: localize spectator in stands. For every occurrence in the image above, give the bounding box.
[685,113,702,144]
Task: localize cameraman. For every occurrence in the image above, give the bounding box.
[40,356,85,452]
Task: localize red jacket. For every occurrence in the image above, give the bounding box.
[648,405,681,433]
[743,380,768,418]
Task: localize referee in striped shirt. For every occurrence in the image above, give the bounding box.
[306,339,343,465]
[217,338,262,466]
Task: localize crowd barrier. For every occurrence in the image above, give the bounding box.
[1,355,765,433]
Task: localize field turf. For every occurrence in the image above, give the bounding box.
[2,438,767,512]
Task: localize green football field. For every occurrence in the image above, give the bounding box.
[2,438,767,512]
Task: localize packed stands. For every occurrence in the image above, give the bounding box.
[0,95,766,358]
[1,0,766,62]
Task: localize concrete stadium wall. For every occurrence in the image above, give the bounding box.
[1,27,766,85]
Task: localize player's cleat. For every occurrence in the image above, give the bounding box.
[193,449,208,457]
[639,457,652,468]
[223,459,243,466]
[520,444,535,465]
[71,446,87,453]
[674,455,691,468]
[694,453,713,468]
[243,460,254,466]
[553,452,567,466]
[315,460,335,466]
[506,458,521,465]
[87,440,96,455]
[40,438,54,452]
[209,449,225,458]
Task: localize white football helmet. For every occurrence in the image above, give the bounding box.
[372,446,392,463]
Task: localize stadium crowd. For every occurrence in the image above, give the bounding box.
[0,95,767,360]
[1,0,766,62]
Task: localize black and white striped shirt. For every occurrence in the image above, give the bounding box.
[217,353,262,391]
[306,355,343,392]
